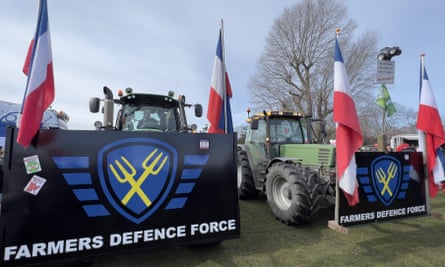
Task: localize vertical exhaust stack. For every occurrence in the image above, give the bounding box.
[103,86,114,129]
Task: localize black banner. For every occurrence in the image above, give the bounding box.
[0,128,240,266]
[338,152,428,226]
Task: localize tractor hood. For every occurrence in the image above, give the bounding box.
[276,143,336,167]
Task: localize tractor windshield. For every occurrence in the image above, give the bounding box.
[269,118,306,144]
[121,104,179,132]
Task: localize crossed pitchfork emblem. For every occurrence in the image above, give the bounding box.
[376,162,397,197]
[109,149,168,207]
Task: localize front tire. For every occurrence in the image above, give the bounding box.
[237,151,258,200]
[265,162,319,225]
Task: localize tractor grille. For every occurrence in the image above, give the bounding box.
[318,147,335,167]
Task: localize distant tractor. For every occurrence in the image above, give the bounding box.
[89,86,202,132]
[237,111,336,225]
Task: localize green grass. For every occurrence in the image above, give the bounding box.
[81,193,445,267]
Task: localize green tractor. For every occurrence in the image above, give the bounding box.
[237,110,336,225]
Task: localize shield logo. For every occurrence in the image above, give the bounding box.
[98,138,177,224]
[370,155,401,206]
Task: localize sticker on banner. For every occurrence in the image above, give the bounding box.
[24,175,47,195]
[200,139,209,150]
[23,155,42,174]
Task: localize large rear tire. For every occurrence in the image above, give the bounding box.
[237,150,258,200]
[265,162,320,225]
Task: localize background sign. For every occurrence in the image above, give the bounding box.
[376,60,395,84]
[0,128,240,266]
[338,152,427,226]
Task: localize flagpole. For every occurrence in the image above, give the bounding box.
[18,0,44,127]
[334,28,340,224]
[419,53,431,214]
[417,55,425,152]
[381,84,386,150]
[220,19,228,133]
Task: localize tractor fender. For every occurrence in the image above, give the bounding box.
[266,157,301,170]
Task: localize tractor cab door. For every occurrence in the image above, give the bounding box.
[245,119,268,177]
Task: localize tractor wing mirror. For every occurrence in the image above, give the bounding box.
[194,104,203,117]
[89,97,100,113]
[250,120,258,130]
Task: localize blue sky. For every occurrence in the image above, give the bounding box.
[1,0,444,130]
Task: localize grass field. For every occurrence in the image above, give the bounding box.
[79,193,445,267]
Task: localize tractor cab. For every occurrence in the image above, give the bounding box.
[117,94,182,132]
[89,87,202,132]
[245,111,313,160]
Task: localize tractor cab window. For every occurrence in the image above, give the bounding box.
[121,105,178,132]
[269,118,305,144]
[249,119,267,144]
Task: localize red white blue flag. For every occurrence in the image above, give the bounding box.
[17,0,55,148]
[333,36,363,206]
[207,24,233,134]
[416,56,445,197]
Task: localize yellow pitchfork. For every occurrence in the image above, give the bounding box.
[376,162,397,197]
[109,149,168,207]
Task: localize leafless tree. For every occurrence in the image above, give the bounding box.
[385,104,418,134]
[350,97,419,145]
[249,0,378,140]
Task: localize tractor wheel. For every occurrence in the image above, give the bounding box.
[237,150,258,200]
[265,162,320,225]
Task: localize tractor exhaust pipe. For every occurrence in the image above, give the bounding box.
[103,86,114,129]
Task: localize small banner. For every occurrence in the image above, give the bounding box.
[337,152,428,226]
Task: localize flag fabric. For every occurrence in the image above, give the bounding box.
[17,0,55,148]
[333,37,363,206]
[207,25,233,134]
[376,84,396,117]
[416,59,445,197]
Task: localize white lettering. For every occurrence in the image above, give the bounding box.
[376,208,406,219]
[144,229,154,241]
[3,236,106,261]
[407,205,426,214]
[109,233,122,247]
[47,240,64,255]
[134,230,143,243]
[92,236,104,249]
[110,225,188,246]
[177,225,187,238]
[190,219,238,235]
[340,212,375,224]
[228,219,236,230]
[16,245,31,260]
[122,232,132,245]
[4,246,17,261]
[32,243,46,257]
[2,220,238,262]
[191,223,199,236]
[65,238,78,253]
[154,228,166,240]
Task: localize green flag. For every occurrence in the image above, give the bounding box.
[376,84,396,117]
